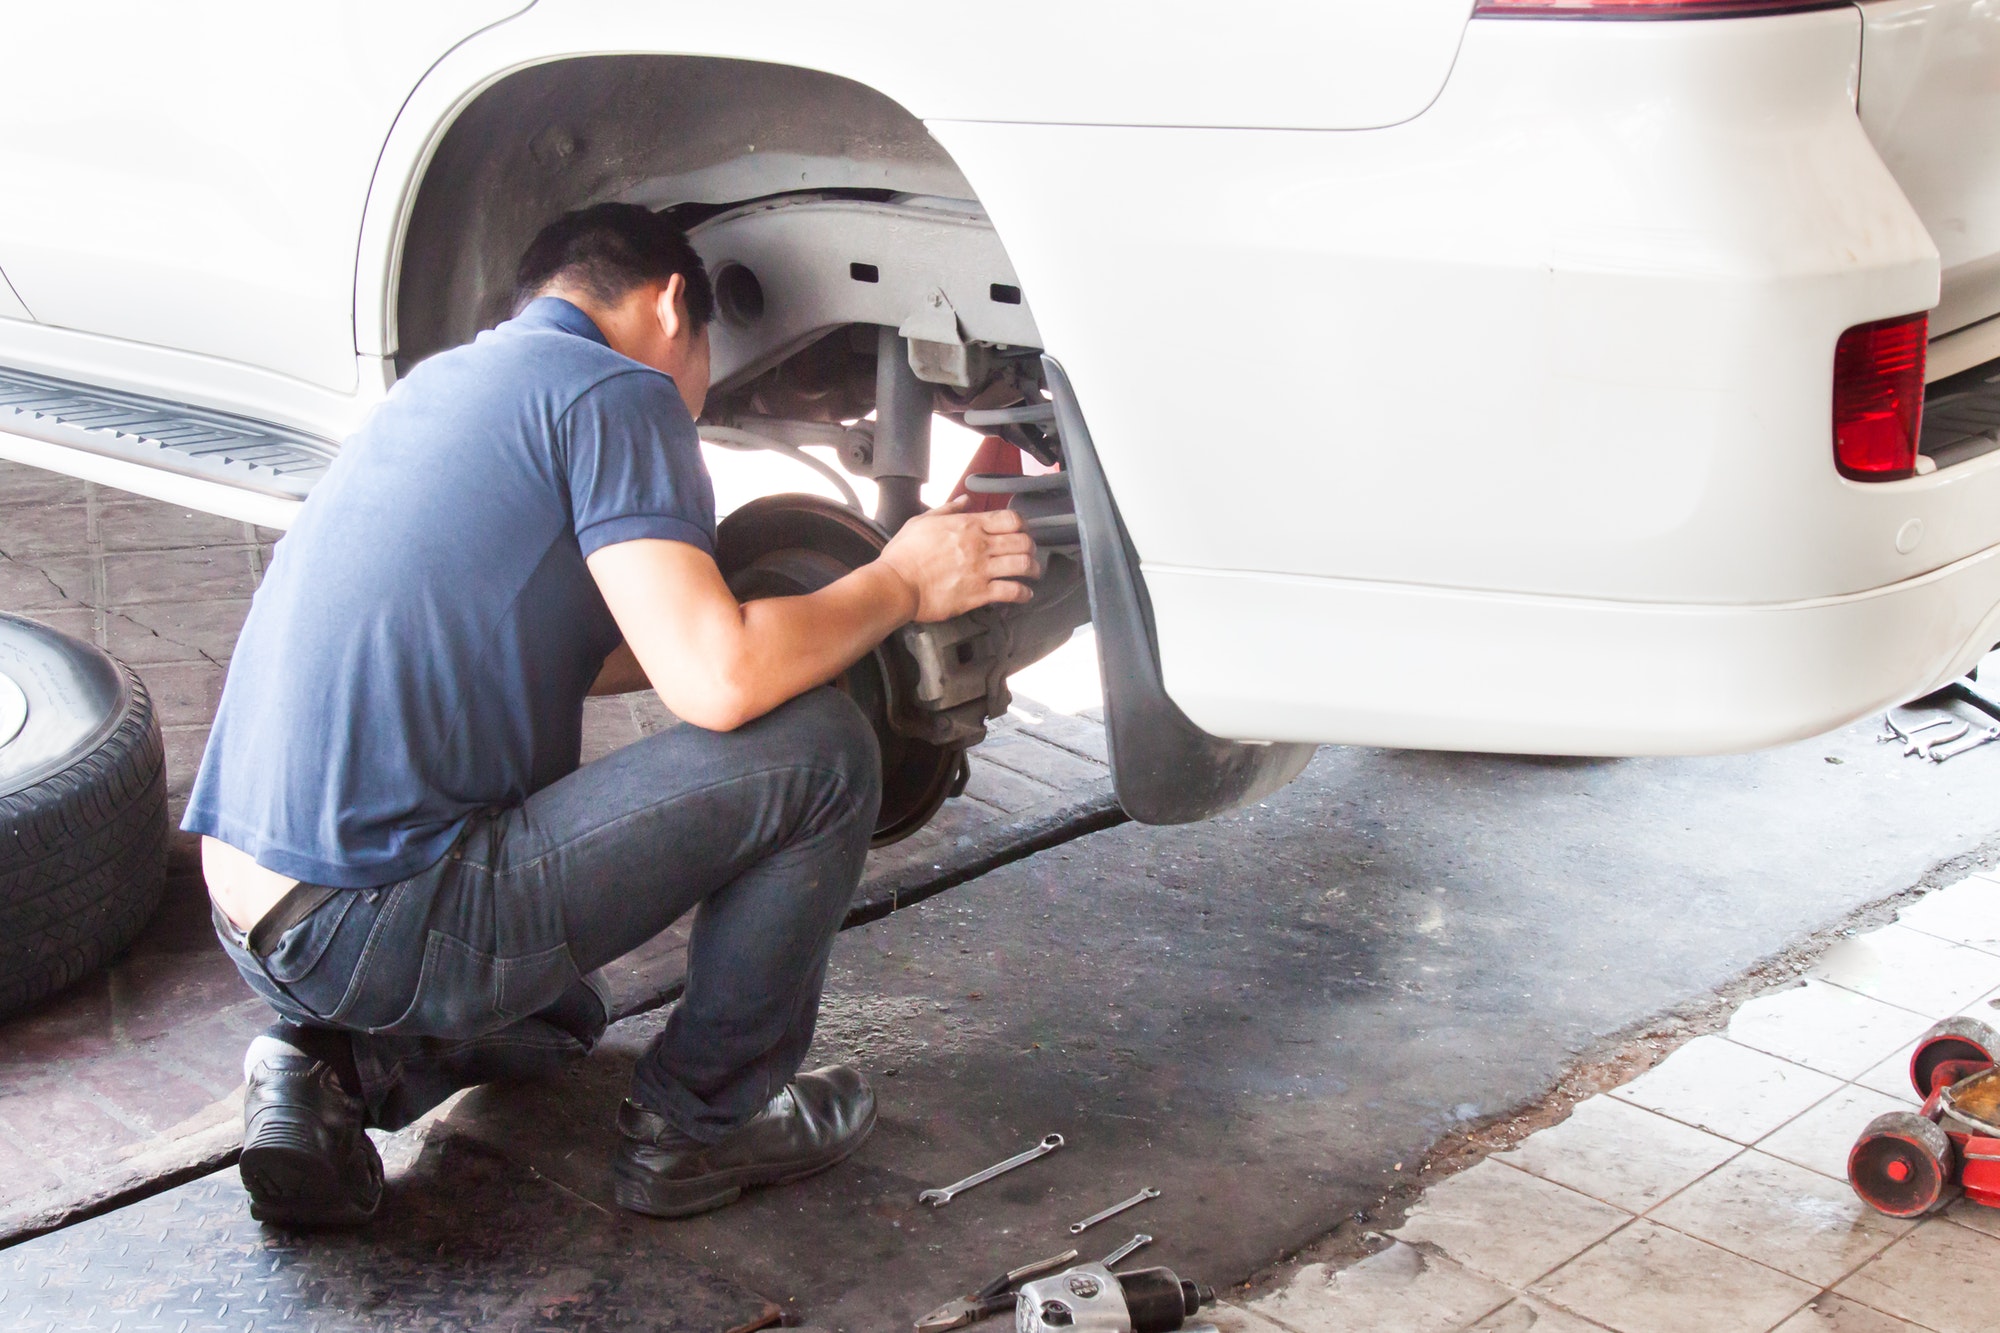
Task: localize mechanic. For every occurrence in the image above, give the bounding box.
[184,203,1040,1228]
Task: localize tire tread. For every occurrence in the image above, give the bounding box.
[0,658,169,1017]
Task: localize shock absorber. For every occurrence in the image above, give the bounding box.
[873,325,932,533]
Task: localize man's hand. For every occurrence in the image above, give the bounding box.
[587,496,1041,732]
[876,497,1042,623]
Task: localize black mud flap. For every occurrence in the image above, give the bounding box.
[1044,356,1316,823]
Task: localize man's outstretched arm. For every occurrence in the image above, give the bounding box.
[586,499,1040,732]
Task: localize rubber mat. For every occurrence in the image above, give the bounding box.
[0,1132,776,1332]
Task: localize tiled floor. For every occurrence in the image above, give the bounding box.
[1200,869,2000,1333]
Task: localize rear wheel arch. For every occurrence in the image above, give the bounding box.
[388,54,979,370]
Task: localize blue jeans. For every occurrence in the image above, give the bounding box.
[215,687,881,1138]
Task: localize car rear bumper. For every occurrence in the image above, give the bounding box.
[936,6,1986,752]
[1148,545,2000,755]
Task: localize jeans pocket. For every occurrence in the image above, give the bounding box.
[379,931,582,1039]
[494,943,583,1024]
[258,892,359,985]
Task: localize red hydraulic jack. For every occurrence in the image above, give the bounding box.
[1849,1016,2000,1217]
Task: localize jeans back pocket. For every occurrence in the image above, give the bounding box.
[258,891,359,985]
[378,931,582,1039]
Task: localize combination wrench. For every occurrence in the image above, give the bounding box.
[1068,1186,1160,1235]
[1882,711,1967,760]
[918,1134,1065,1206]
[1100,1234,1152,1268]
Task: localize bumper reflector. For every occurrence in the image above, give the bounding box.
[1834,314,1928,482]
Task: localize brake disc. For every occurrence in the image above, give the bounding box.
[714,493,964,846]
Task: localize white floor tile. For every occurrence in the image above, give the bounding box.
[1853,1038,1931,1104]
[1392,1159,1630,1288]
[1834,1218,2000,1333]
[1494,1095,1741,1213]
[1940,1195,2000,1240]
[1530,1220,1816,1333]
[1757,1084,1920,1181]
[1770,1294,1932,1333]
[1646,1149,1913,1287]
[1233,875,2000,1333]
[1610,1037,1844,1144]
[1247,1242,1514,1333]
[1726,981,1935,1080]
[1895,874,2000,954]
[1465,1298,1609,1332]
[1964,986,2000,1023]
[1810,925,2000,1018]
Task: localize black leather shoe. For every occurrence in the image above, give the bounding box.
[238,1034,383,1227]
[613,1064,876,1218]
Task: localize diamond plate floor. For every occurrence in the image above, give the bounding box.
[0,1133,775,1333]
[0,454,1116,1243]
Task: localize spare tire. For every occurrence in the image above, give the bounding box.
[0,613,169,1017]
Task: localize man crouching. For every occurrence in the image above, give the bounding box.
[186,203,1038,1225]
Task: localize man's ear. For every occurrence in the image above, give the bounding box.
[655,274,689,345]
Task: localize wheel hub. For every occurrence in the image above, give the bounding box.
[714,494,965,846]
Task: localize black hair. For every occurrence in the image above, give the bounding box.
[513,203,715,327]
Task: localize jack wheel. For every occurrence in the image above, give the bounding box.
[1850,1111,1956,1218]
[1911,1016,2000,1098]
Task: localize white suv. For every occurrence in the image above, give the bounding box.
[1,0,1995,825]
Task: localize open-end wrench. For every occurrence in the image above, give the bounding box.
[918,1134,1065,1206]
[1069,1187,1160,1235]
[1931,725,2000,763]
[1100,1233,1152,1268]
[1883,711,1966,759]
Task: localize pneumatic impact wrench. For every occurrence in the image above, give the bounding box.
[1013,1263,1217,1332]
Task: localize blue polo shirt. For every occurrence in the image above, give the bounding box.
[183,298,716,888]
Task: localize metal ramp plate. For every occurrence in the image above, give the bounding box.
[1924,357,2000,470]
[0,1134,776,1332]
[0,366,334,500]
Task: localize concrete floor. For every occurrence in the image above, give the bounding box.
[433,709,2000,1329]
[12,458,2000,1329]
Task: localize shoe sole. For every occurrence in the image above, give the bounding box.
[241,1112,383,1228]
[612,1104,878,1219]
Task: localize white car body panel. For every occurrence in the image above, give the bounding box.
[0,271,28,322]
[1151,542,2000,755]
[1931,316,2000,383]
[0,1,527,393]
[1859,0,2000,338]
[348,0,1477,365]
[934,9,1998,751]
[2,2,1998,765]
[938,12,1938,609]
[0,317,389,448]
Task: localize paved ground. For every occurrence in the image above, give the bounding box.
[13,457,2000,1330]
[1231,870,2000,1333]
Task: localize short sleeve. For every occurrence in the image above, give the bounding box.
[561,370,717,559]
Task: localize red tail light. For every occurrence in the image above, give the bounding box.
[1833,314,1928,482]
[1474,0,1842,15]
